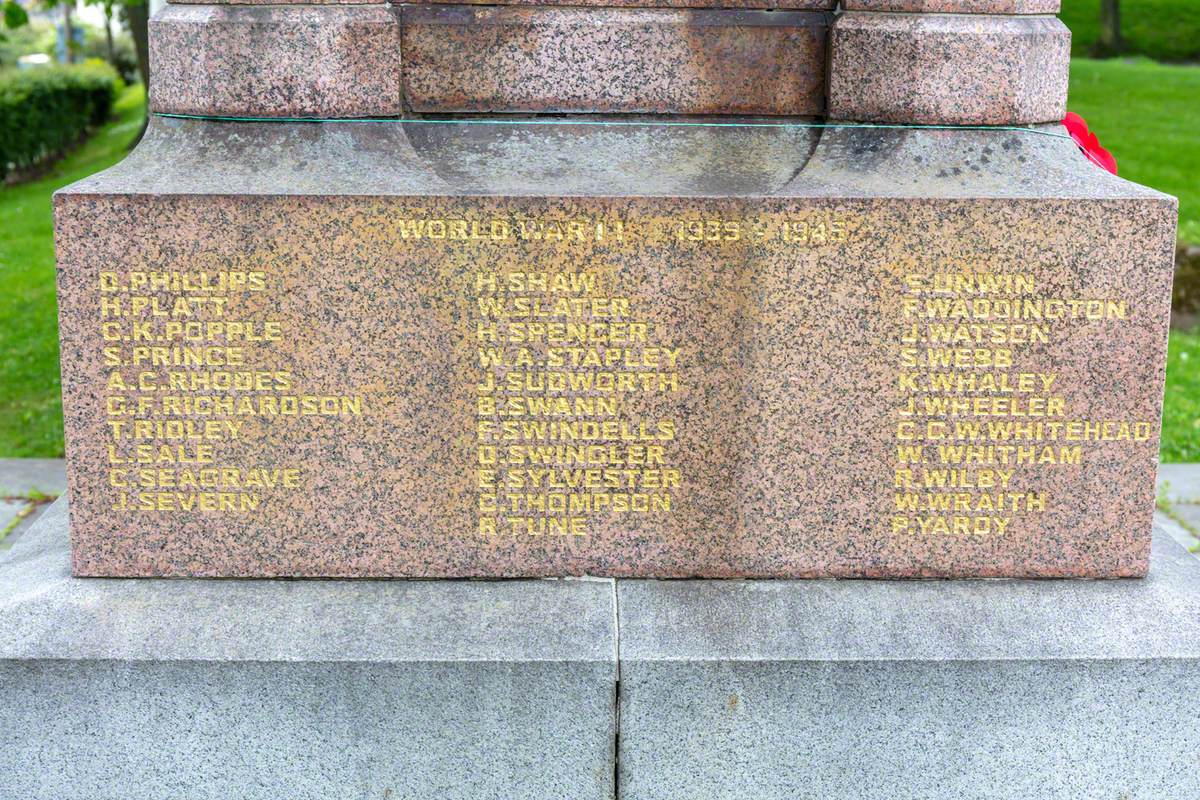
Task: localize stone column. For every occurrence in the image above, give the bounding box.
[149,3,403,118]
[148,0,837,119]
[827,0,1071,125]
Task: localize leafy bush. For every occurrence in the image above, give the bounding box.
[0,60,118,180]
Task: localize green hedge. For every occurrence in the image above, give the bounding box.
[0,61,118,181]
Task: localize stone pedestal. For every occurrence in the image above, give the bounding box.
[37,0,1190,792]
[55,0,1176,578]
[4,499,1199,797]
[147,2,1071,125]
[55,119,1175,578]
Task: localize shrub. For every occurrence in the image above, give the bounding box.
[0,60,118,181]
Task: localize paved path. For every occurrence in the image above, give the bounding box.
[1157,463,1200,553]
[1,458,1198,556]
[0,459,67,552]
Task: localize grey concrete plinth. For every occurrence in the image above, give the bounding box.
[0,499,617,800]
[617,527,1200,800]
[6,499,1200,798]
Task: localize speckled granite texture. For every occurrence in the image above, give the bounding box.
[0,499,617,800]
[6,501,1200,796]
[843,0,1059,12]
[147,4,1070,121]
[149,5,401,118]
[53,118,1175,578]
[401,7,828,115]
[405,0,833,6]
[617,530,1200,798]
[828,13,1070,125]
[169,0,382,5]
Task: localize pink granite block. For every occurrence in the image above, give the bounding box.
[401,6,828,115]
[150,5,402,118]
[403,0,834,7]
[53,119,1176,579]
[828,12,1070,125]
[843,0,1060,12]
[169,0,382,5]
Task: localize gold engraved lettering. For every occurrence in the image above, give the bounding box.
[889,270,1153,537]
[470,263,683,540]
[93,261,344,514]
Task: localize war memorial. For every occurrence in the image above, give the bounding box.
[1,0,1198,796]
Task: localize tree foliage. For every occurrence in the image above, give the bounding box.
[3,2,29,31]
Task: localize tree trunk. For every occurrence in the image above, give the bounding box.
[61,2,74,64]
[123,0,151,144]
[126,1,149,88]
[1097,0,1124,57]
[104,6,115,65]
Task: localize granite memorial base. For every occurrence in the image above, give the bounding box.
[55,120,1175,579]
[34,0,1191,795]
[3,498,1198,798]
[53,0,1175,580]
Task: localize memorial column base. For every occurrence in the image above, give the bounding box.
[4,498,1199,798]
[54,118,1175,579]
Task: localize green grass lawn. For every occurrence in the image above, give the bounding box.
[1067,57,1200,244]
[1164,331,1200,462]
[1061,0,1200,62]
[0,83,145,457]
